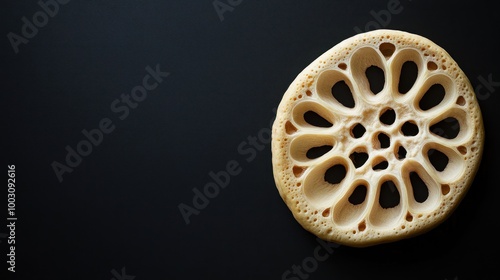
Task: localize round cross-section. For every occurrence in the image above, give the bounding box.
[271,29,484,247]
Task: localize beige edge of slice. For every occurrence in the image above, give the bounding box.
[271,29,484,247]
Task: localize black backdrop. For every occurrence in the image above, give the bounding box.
[2,1,499,279]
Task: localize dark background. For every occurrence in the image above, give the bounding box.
[2,0,499,279]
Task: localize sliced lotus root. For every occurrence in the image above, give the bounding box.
[271,29,484,247]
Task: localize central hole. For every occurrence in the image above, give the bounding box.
[377,132,391,149]
[373,160,388,171]
[401,121,419,136]
[349,151,369,168]
[351,123,366,138]
[396,145,407,160]
[379,108,396,125]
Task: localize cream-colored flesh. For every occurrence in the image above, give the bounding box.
[271,29,484,247]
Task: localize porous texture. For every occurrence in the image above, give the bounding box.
[271,29,484,247]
